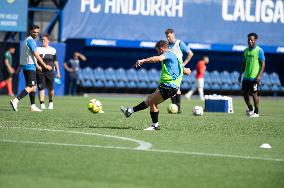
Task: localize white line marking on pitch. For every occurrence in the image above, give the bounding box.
[1,127,152,150]
[1,127,284,162]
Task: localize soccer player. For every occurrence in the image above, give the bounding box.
[10,25,52,112]
[238,33,265,118]
[64,52,86,95]
[0,46,15,96]
[36,34,60,110]
[165,28,193,113]
[185,56,209,101]
[120,40,190,130]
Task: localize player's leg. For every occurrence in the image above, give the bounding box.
[29,71,41,112]
[0,80,8,90]
[10,70,35,111]
[0,69,9,90]
[242,80,254,116]
[37,72,46,109]
[171,89,181,113]
[6,77,14,96]
[185,79,198,100]
[250,81,259,117]
[46,73,55,109]
[197,78,205,101]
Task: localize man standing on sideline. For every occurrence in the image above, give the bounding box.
[238,33,265,118]
[165,28,193,113]
[64,52,86,95]
[185,56,209,101]
[10,25,52,112]
[36,34,60,110]
[0,46,15,96]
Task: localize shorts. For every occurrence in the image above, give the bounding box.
[158,84,178,100]
[242,79,258,94]
[2,68,12,80]
[196,78,204,88]
[36,71,54,91]
[23,70,36,87]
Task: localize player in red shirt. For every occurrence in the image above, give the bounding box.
[185,56,209,101]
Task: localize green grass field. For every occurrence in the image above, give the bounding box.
[0,95,284,188]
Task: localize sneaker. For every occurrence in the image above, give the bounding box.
[48,102,53,110]
[10,98,19,111]
[120,106,133,118]
[246,109,254,116]
[144,124,160,131]
[41,103,46,110]
[249,113,259,118]
[30,104,42,112]
[98,110,104,113]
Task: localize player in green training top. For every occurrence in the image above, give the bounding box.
[120,40,191,130]
[238,33,265,118]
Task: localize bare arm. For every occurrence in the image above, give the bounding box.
[32,51,52,70]
[183,51,193,66]
[64,63,74,72]
[257,61,265,83]
[75,52,87,61]
[4,59,15,74]
[54,61,60,79]
[134,55,166,68]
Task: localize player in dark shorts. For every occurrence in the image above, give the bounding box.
[36,34,60,110]
[0,46,15,96]
[120,40,191,130]
[238,33,265,118]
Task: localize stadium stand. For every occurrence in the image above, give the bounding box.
[76,67,284,95]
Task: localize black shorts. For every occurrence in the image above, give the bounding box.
[36,71,54,91]
[23,70,37,87]
[158,84,178,100]
[242,79,258,94]
[2,68,12,80]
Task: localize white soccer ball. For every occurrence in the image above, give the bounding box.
[192,106,204,116]
[88,98,103,113]
[167,104,179,114]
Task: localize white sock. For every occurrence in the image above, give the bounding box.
[152,123,159,127]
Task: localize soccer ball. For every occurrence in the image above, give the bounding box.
[192,106,204,116]
[88,99,103,113]
[167,104,179,114]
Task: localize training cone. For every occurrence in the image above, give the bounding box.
[260,143,272,149]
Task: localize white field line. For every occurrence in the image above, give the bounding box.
[0,127,152,150]
[0,127,284,162]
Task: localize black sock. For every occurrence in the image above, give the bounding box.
[29,92,35,105]
[248,105,253,111]
[254,107,259,114]
[49,99,53,103]
[176,94,181,112]
[133,101,148,112]
[17,89,28,100]
[150,111,159,124]
[171,95,177,104]
[40,101,44,104]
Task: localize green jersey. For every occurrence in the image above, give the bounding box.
[243,45,265,80]
[4,51,13,67]
[160,50,183,88]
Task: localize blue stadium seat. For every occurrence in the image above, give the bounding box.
[271,85,281,92]
[81,79,93,87]
[93,80,104,88]
[148,81,158,89]
[220,71,232,85]
[83,67,94,82]
[181,81,191,90]
[137,81,148,89]
[104,80,115,88]
[231,83,241,91]
[211,83,221,90]
[188,70,196,84]
[210,70,222,84]
[182,73,191,86]
[93,67,106,82]
[230,71,239,84]
[220,83,231,91]
[126,80,137,88]
[148,68,160,84]
[204,82,211,90]
[261,72,271,86]
[115,80,126,88]
[137,68,149,83]
[115,68,127,82]
[270,72,281,86]
[104,67,117,82]
[126,68,138,82]
[204,71,212,85]
[259,84,270,92]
